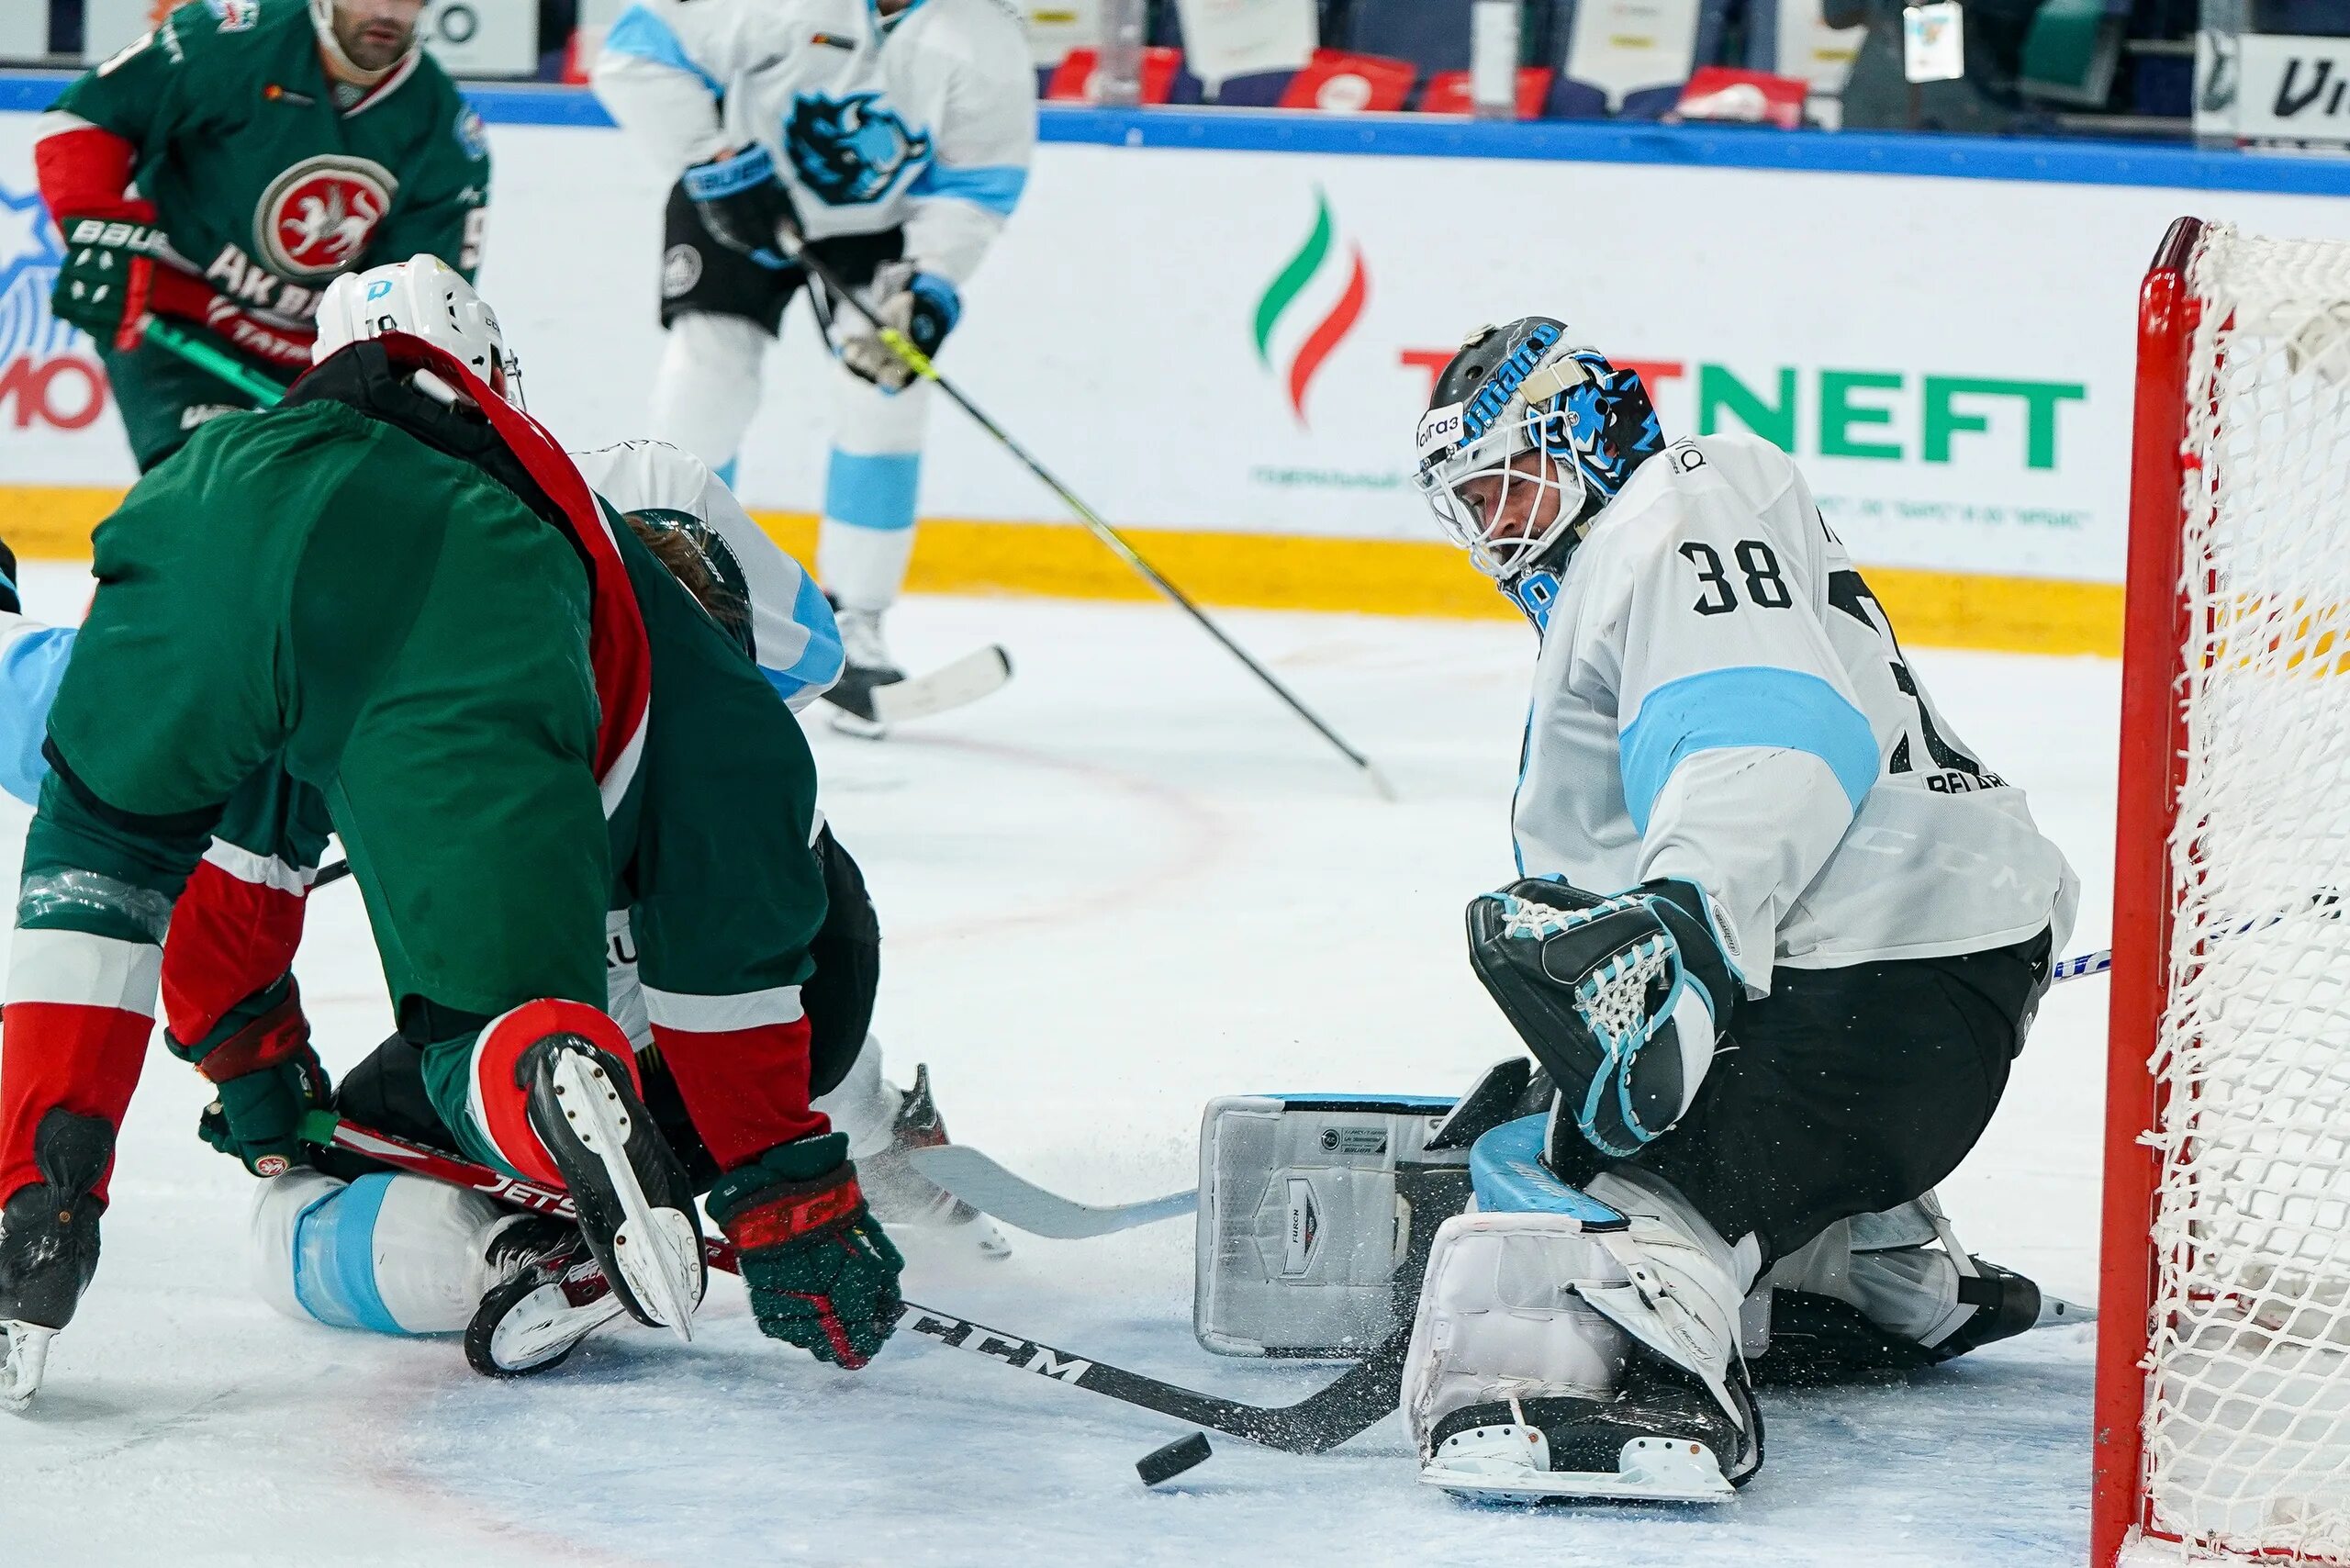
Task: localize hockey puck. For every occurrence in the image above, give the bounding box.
[1136,1431,1213,1486]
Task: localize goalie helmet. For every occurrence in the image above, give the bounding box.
[1414,318,1663,628]
[312,255,525,410]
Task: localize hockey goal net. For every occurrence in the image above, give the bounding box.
[2097,217,2350,1566]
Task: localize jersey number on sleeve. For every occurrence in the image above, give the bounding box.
[1679,541,1791,616]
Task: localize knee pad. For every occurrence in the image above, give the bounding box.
[1193,1093,1469,1357]
[251,1170,505,1336]
[811,1034,897,1159]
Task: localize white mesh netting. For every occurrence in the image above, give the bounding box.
[2138,223,2350,1564]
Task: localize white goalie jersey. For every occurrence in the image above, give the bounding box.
[592,0,1036,284]
[1514,431,2077,993]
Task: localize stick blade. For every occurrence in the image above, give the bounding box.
[870,646,1013,724]
[902,1145,1194,1239]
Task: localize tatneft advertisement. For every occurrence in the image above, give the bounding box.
[10,106,2350,596]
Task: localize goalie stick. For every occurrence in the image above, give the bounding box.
[297,1113,1404,1454]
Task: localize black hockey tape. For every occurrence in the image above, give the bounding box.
[1136,1431,1213,1486]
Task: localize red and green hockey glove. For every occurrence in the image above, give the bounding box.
[707,1131,904,1368]
[171,976,331,1178]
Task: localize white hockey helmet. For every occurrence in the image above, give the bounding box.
[312,254,524,409]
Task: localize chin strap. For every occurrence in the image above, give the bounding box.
[308,0,413,88]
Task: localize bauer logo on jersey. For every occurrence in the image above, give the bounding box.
[255,156,399,279]
[786,93,933,207]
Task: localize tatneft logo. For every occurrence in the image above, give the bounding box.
[1253,187,1368,428]
[0,182,108,432]
[1400,353,2086,471]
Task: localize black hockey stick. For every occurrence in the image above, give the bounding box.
[778,231,1393,799]
[300,1112,1404,1454]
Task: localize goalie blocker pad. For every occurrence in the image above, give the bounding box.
[1195,1094,1472,1358]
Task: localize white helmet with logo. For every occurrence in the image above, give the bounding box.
[312,253,524,409]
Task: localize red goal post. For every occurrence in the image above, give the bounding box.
[2096,215,2350,1566]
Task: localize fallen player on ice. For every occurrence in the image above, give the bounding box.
[0,256,996,1406]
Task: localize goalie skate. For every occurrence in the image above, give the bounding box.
[1419,1361,1761,1506]
[522,1038,706,1339]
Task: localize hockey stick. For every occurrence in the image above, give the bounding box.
[904,1145,1194,1239]
[140,318,290,407]
[777,231,1393,799]
[297,1111,1404,1453]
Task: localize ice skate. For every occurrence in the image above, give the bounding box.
[464,1215,629,1377]
[520,1036,706,1338]
[0,1111,114,1411]
[854,1064,1011,1259]
[823,605,905,735]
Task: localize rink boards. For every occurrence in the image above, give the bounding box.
[7,83,2350,651]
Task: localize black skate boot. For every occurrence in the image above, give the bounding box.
[464,1215,628,1378]
[519,1036,705,1340]
[0,1110,115,1409]
[822,605,905,734]
[854,1064,1010,1258]
[1421,1353,1763,1504]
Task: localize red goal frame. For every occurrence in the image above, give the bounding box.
[2090,214,2207,1568]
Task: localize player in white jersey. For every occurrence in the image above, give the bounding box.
[592,0,1037,723]
[1395,318,2079,1502]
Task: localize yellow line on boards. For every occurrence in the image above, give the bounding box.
[1,487,2122,657]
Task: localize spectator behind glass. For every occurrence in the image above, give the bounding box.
[1824,0,2046,134]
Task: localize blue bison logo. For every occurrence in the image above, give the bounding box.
[785,93,932,206]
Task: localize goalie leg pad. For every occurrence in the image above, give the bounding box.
[250,1169,508,1336]
[1195,1093,1468,1357]
[1404,1203,1761,1503]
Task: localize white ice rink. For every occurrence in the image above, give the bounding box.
[0,563,2117,1567]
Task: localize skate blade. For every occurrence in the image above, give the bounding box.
[489,1284,629,1374]
[0,1321,55,1412]
[548,1049,703,1342]
[1421,1429,1733,1505]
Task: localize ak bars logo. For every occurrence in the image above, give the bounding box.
[1253,187,1368,428]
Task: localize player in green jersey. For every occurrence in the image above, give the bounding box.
[34,0,489,469]
[0,258,903,1410]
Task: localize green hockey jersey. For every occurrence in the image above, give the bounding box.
[43,0,490,329]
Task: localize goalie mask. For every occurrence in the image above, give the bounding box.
[312,255,524,410]
[1414,318,1664,629]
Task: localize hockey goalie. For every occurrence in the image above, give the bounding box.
[1395,318,2081,1502]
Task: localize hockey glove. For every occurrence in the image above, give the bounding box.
[840,263,959,393]
[707,1131,904,1368]
[169,977,332,1178]
[50,208,169,350]
[682,144,800,269]
[1464,877,1741,1167]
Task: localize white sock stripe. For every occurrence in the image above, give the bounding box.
[642,983,804,1033]
[6,929,163,1013]
[202,837,318,896]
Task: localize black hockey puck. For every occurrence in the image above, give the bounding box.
[1136,1431,1213,1486]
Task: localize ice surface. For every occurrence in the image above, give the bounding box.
[0,564,2118,1566]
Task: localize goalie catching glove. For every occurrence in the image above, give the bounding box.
[840,263,960,393]
[706,1131,905,1368]
[1464,877,1741,1169]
